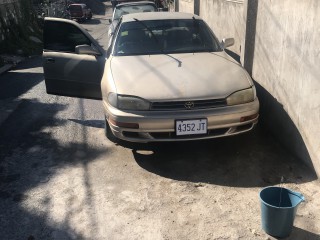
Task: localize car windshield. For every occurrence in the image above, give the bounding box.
[114,5,157,20]
[113,19,222,56]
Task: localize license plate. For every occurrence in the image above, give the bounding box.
[175,119,207,136]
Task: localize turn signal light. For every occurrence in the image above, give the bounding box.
[240,113,259,122]
[109,118,139,129]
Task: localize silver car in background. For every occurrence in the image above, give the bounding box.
[108,1,157,39]
[43,12,259,143]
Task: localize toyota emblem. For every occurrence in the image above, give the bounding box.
[184,101,194,109]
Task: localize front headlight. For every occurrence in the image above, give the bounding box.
[226,87,255,106]
[108,93,150,110]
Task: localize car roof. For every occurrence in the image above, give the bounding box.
[121,12,201,22]
[116,1,156,7]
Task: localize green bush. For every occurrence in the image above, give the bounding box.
[0,0,43,56]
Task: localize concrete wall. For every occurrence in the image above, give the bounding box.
[247,0,320,175]
[178,0,193,13]
[200,0,244,55]
[176,0,244,55]
[176,0,320,176]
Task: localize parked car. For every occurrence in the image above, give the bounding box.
[112,0,167,10]
[68,3,92,22]
[108,1,157,41]
[43,12,259,143]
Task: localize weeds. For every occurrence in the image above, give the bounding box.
[0,0,42,56]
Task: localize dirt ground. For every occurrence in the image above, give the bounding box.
[1,111,319,239]
[98,126,320,240]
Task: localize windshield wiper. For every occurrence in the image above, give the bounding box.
[133,18,163,53]
[133,18,182,67]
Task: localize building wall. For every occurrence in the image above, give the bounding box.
[200,0,244,55]
[249,0,320,174]
[177,0,320,175]
[176,0,244,54]
[178,0,193,13]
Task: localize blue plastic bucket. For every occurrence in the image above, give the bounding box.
[259,186,305,238]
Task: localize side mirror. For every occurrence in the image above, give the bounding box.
[75,44,101,56]
[221,38,234,49]
[108,19,112,24]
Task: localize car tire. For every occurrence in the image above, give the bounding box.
[87,13,92,20]
[105,117,118,143]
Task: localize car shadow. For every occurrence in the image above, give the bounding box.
[82,18,101,25]
[68,118,104,129]
[129,125,317,188]
[254,80,316,181]
[0,99,108,239]
[278,227,320,240]
[224,49,241,63]
[0,57,43,99]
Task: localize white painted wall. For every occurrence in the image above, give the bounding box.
[251,0,320,174]
[200,0,244,54]
[178,0,194,13]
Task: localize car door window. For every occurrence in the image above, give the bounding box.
[44,21,91,53]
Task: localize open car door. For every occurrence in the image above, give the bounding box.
[43,18,105,100]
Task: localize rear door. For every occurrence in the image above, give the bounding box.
[43,18,105,100]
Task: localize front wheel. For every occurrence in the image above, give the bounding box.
[87,13,92,20]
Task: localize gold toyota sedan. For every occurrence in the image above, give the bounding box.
[43,12,259,142]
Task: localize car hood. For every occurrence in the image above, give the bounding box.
[109,52,252,101]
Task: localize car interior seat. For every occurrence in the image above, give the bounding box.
[165,28,192,51]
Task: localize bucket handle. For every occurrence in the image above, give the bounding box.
[289,190,305,204]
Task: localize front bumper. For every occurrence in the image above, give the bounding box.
[103,98,259,142]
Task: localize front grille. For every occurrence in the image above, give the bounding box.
[150,99,226,111]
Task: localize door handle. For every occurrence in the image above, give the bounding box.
[46,58,55,63]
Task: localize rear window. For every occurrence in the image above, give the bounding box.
[114,4,157,20]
